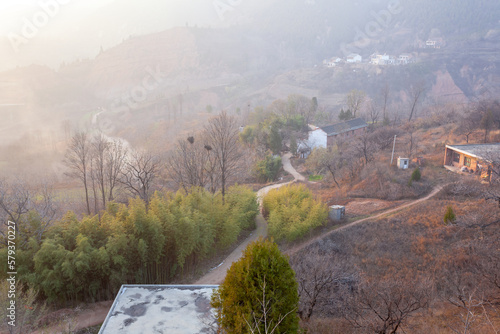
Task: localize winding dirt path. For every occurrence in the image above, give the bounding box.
[194,153,302,284]
[35,155,443,333]
[285,183,447,256]
[35,154,303,333]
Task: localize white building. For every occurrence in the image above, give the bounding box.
[370,54,396,65]
[325,57,342,68]
[397,157,410,169]
[298,119,368,157]
[397,53,413,65]
[306,125,328,149]
[346,53,362,63]
[426,40,437,48]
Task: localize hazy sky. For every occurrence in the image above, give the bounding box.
[0,0,255,72]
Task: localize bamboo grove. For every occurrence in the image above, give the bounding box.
[262,184,328,242]
[0,186,258,304]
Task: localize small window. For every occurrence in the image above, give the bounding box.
[404,160,408,165]
[464,157,471,167]
[453,152,460,163]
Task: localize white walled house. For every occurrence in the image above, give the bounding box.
[346,54,362,63]
[326,61,336,68]
[298,119,368,157]
[307,126,328,149]
[325,57,342,68]
[370,54,397,65]
[298,125,327,157]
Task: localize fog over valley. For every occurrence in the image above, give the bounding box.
[1,1,500,333]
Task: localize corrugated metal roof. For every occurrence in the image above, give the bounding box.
[320,118,368,136]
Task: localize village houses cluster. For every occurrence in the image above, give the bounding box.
[324,38,444,68]
[324,52,415,68]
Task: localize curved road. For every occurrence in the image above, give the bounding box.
[286,183,447,256]
[195,153,301,284]
[35,155,444,333]
[35,154,303,333]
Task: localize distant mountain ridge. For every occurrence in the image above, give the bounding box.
[1,0,499,108]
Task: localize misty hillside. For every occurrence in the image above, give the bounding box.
[1,0,499,146]
[248,0,500,59]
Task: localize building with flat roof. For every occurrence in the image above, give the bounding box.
[99,285,218,334]
[444,143,500,182]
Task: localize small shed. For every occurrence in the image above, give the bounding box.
[329,205,345,221]
[397,157,410,169]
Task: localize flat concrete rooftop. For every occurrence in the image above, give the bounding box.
[98,285,219,334]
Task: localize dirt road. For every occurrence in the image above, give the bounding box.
[34,156,443,333]
[32,301,112,334]
[286,183,447,256]
[194,153,302,284]
[35,154,304,333]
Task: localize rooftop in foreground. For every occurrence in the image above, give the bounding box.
[98,285,219,334]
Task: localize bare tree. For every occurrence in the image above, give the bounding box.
[204,111,242,203]
[408,83,425,122]
[354,132,378,166]
[480,109,495,143]
[381,83,390,123]
[370,127,402,151]
[106,139,127,202]
[0,177,58,244]
[0,178,30,229]
[342,145,364,183]
[472,237,500,303]
[168,137,215,192]
[290,94,317,128]
[267,99,289,123]
[305,147,345,188]
[403,122,418,159]
[346,89,366,118]
[440,260,491,334]
[91,134,109,210]
[343,276,432,334]
[120,150,161,206]
[455,107,482,144]
[447,288,485,334]
[367,100,380,125]
[63,131,91,215]
[483,149,500,208]
[291,248,355,321]
[89,154,99,214]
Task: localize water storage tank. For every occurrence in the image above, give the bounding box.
[329,205,345,221]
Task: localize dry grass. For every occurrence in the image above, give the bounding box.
[293,188,500,333]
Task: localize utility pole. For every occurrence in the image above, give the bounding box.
[390,135,397,165]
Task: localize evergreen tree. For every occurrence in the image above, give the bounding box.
[268,126,283,155]
[211,238,299,333]
[290,136,298,156]
[411,167,421,182]
[443,205,456,224]
[339,108,346,121]
[311,97,318,112]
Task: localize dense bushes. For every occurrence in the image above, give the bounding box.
[262,184,328,242]
[254,155,282,182]
[0,186,258,304]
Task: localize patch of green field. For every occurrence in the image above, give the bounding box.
[308,175,323,181]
